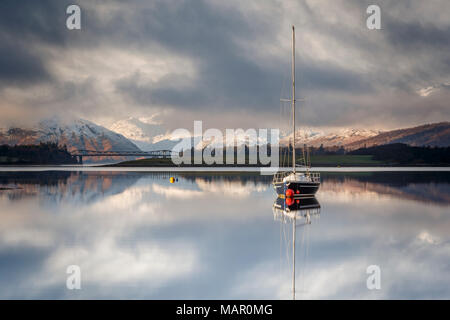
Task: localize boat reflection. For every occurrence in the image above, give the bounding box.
[273,196,321,300]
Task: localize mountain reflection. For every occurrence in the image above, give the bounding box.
[1,171,449,205]
[0,170,449,299]
[320,172,450,205]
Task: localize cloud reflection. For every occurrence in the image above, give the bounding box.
[0,171,449,298]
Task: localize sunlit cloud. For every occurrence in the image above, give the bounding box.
[0,0,449,129]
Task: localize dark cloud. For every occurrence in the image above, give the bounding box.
[113,0,373,113]
[0,41,51,85]
[0,0,79,87]
[0,0,449,129]
[0,0,67,45]
[111,0,281,111]
[385,20,450,51]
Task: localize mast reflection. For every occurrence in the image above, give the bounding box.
[273,196,321,300]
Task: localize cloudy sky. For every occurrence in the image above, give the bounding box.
[0,0,449,131]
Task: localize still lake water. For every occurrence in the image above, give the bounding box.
[0,169,449,299]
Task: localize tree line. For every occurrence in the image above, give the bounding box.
[0,143,80,165]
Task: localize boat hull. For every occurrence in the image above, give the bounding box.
[273,181,320,198]
[274,196,321,211]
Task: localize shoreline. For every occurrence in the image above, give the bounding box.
[0,166,449,173]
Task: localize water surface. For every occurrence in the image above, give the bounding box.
[0,170,449,299]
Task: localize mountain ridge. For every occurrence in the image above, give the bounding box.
[108,118,450,150]
[1,118,449,159]
[345,122,450,150]
[0,117,141,163]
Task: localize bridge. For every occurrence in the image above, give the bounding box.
[71,149,176,164]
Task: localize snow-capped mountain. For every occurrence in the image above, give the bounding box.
[280,128,380,147]
[0,117,140,162]
[2,116,447,162]
[109,117,212,151]
[107,117,381,151]
[109,117,166,151]
[110,117,289,151]
[106,116,449,153]
[279,123,450,149]
[345,122,450,150]
[37,117,141,152]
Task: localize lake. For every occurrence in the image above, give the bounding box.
[0,169,449,299]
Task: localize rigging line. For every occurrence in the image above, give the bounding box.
[280,219,283,281]
[302,222,310,294]
[301,225,308,295]
[299,218,307,294]
[280,59,292,168]
[282,218,291,270]
[299,225,305,295]
[279,62,289,147]
[306,222,311,293]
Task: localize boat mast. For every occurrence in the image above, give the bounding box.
[292,25,296,173]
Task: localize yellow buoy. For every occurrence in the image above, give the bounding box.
[170,177,175,183]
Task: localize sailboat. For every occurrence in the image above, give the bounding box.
[272,26,320,198]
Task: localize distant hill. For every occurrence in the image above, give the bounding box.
[280,128,380,148]
[350,143,450,165]
[2,117,448,165]
[109,116,450,151]
[279,122,449,150]
[109,117,166,151]
[345,122,450,150]
[0,117,141,163]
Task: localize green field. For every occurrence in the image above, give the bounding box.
[111,158,174,166]
[109,154,384,167]
[310,155,383,166]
